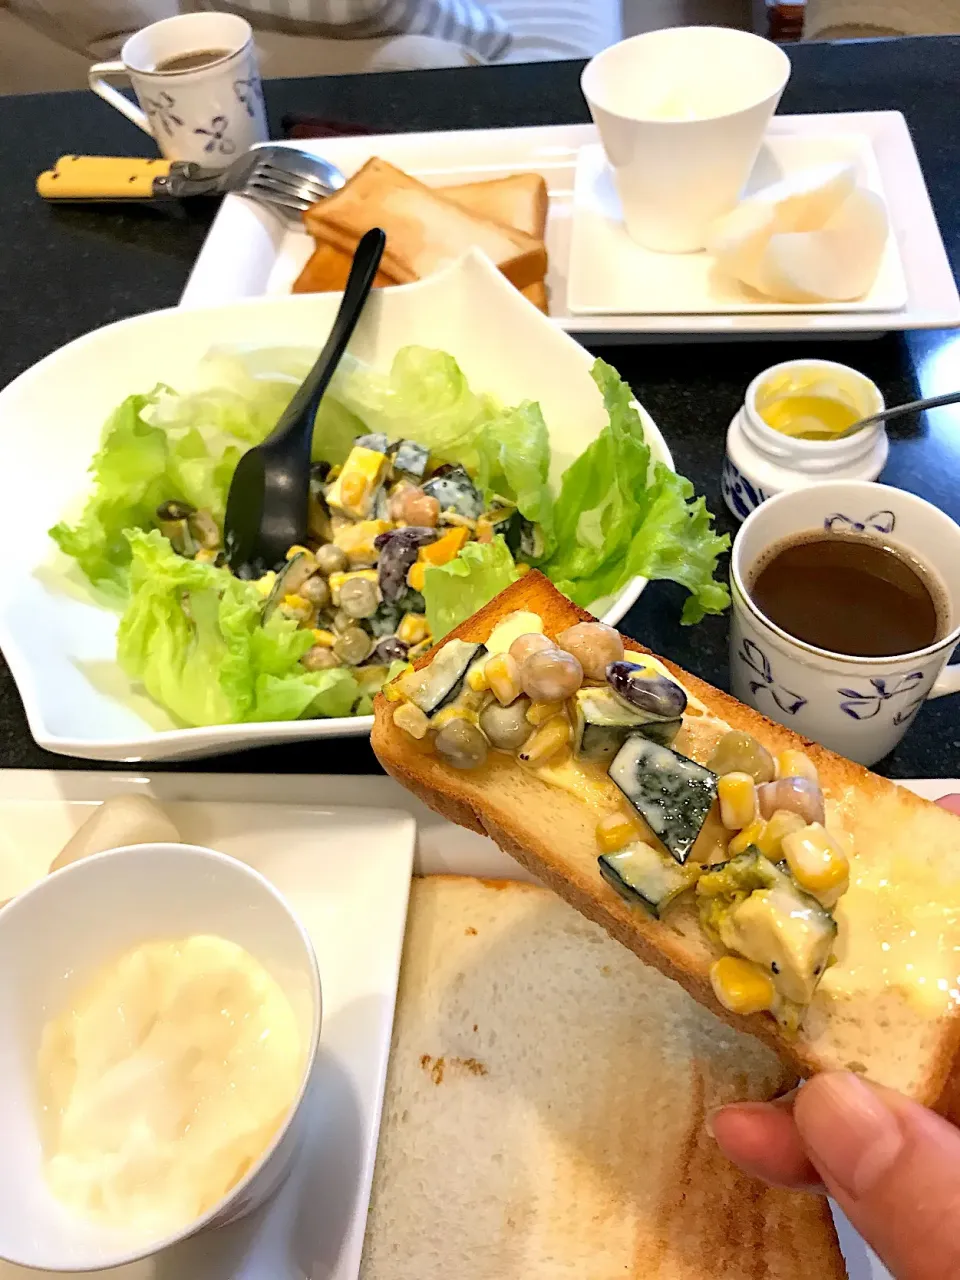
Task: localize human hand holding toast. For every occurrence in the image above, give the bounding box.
[711,791,960,1280]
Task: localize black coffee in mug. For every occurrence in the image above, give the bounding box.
[154,48,231,73]
[747,530,947,658]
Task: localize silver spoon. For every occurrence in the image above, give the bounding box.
[834,389,960,439]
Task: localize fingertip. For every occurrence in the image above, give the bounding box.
[708,1101,824,1191]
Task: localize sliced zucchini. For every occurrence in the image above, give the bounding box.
[697,851,837,1007]
[262,552,317,621]
[391,440,430,480]
[395,639,486,717]
[355,432,390,454]
[422,466,484,520]
[599,842,700,917]
[573,688,678,762]
[608,737,717,864]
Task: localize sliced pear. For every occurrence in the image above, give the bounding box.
[707,161,858,285]
[752,187,889,303]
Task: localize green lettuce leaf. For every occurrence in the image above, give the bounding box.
[422,536,520,640]
[333,346,501,471]
[117,530,360,726]
[51,347,366,593]
[474,401,555,557]
[543,360,729,624]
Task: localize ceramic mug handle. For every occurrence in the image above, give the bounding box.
[931,662,960,699]
[88,61,151,135]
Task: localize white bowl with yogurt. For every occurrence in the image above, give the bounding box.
[0,841,321,1272]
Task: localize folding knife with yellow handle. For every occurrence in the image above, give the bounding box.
[36,154,229,200]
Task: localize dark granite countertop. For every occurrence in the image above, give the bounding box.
[0,35,959,780]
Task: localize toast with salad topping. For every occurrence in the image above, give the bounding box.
[372,572,960,1114]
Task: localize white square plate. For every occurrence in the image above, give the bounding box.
[0,791,415,1280]
[0,770,952,1279]
[568,134,908,315]
[180,112,959,339]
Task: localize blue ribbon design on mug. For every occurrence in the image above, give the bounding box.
[837,671,926,722]
[143,92,183,138]
[738,639,807,715]
[824,510,896,535]
[194,115,236,156]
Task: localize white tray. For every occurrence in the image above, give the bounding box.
[2,770,952,1279]
[181,113,960,341]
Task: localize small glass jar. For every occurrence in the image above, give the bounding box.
[722,358,888,523]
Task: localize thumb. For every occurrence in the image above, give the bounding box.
[795,1073,960,1280]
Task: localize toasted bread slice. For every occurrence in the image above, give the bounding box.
[360,875,844,1279]
[372,573,960,1115]
[442,172,548,240]
[303,157,547,290]
[520,279,549,312]
[292,240,397,294]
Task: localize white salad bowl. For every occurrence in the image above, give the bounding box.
[0,249,672,761]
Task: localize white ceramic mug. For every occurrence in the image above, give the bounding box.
[581,27,790,253]
[730,480,960,766]
[89,13,267,170]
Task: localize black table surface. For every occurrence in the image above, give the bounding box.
[2,35,959,780]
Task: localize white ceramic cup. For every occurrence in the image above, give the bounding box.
[581,27,791,253]
[731,481,960,766]
[0,842,321,1272]
[89,13,267,170]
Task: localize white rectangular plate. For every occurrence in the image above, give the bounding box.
[0,770,950,1279]
[181,112,960,339]
[568,134,907,315]
[0,786,415,1280]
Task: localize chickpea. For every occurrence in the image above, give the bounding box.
[402,490,440,528]
[333,626,372,665]
[435,718,489,769]
[519,647,583,703]
[508,632,554,667]
[302,645,340,672]
[708,731,776,784]
[300,575,330,609]
[339,576,379,619]
[479,698,532,751]
[556,622,624,681]
[314,543,348,577]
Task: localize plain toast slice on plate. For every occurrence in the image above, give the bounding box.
[360,876,845,1279]
[372,573,960,1116]
[303,157,547,289]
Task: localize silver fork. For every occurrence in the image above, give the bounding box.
[154,143,345,215]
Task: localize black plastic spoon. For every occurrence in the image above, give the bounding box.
[224,227,386,577]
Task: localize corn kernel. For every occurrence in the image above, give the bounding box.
[782,822,849,902]
[729,819,766,857]
[757,809,807,860]
[717,772,758,831]
[383,664,414,701]
[284,594,308,610]
[466,663,489,693]
[340,472,367,510]
[407,560,426,593]
[397,613,431,646]
[517,716,570,766]
[393,701,430,740]
[596,812,641,854]
[777,749,818,785]
[710,956,776,1015]
[486,653,521,706]
[253,571,277,597]
[517,563,532,577]
[194,548,217,564]
[311,628,336,648]
[333,519,391,566]
[286,545,312,560]
[475,517,494,544]
[526,700,563,726]
[420,526,469,566]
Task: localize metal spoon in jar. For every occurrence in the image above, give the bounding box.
[834,388,960,439]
